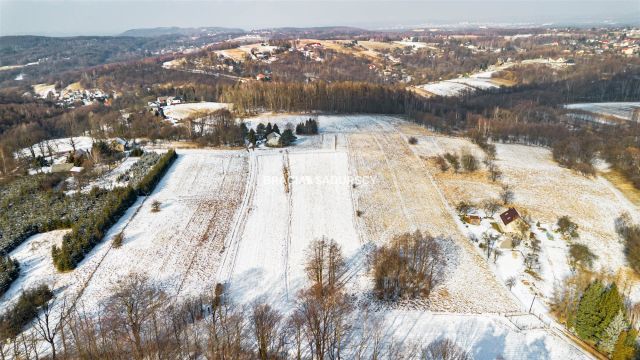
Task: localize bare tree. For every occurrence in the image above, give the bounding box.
[422,338,471,360]
[251,302,284,360]
[481,199,501,218]
[304,237,346,295]
[372,231,449,300]
[294,287,352,360]
[499,184,514,205]
[34,296,69,359]
[482,232,500,261]
[105,273,166,359]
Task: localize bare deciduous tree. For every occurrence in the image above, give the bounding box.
[105,273,166,359]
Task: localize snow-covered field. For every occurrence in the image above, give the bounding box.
[4,115,602,358]
[565,102,640,122]
[18,136,94,160]
[401,121,640,314]
[417,73,500,97]
[218,150,363,310]
[79,150,248,307]
[162,102,232,121]
[0,230,71,309]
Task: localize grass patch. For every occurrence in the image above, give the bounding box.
[600,169,640,207]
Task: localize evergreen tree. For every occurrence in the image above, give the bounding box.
[575,280,605,342]
[272,124,280,134]
[256,123,266,138]
[266,123,273,135]
[612,329,638,360]
[247,129,257,145]
[600,310,627,354]
[280,129,297,146]
[597,283,625,341]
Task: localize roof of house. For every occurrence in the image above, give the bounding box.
[266,132,280,140]
[499,207,521,226]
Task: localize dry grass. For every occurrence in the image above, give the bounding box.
[489,77,517,87]
[600,169,640,207]
[347,127,519,313]
[65,82,84,91]
[215,48,247,62]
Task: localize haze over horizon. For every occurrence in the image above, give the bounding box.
[1,0,639,37]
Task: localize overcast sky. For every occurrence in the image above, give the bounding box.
[1,0,638,36]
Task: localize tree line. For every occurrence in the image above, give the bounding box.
[52,149,177,271]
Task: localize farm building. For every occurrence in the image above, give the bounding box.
[463,215,482,225]
[496,207,524,233]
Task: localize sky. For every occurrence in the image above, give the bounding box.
[0,0,639,36]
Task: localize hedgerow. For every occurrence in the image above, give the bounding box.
[51,149,177,271]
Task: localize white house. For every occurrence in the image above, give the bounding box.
[266,132,281,147]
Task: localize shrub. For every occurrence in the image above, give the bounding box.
[455,201,475,215]
[461,152,479,172]
[435,155,449,172]
[0,284,53,341]
[0,256,19,296]
[372,231,448,300]
[443,153,460,172]
[112,232,124,248]
[408,136,418,145]
[557,216,579,239]
[130,147,144,157]
[151,200,161,212]
[568,243,597,270]
[280,129,297,147]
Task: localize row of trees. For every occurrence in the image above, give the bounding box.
[295,118,319,135]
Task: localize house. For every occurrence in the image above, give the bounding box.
[266,132,281,147]
[496,207,523,233]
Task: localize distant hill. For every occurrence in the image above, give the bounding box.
[120,27,245,37]
[261,26,371,37]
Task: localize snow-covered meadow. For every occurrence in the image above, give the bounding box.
[2,115,604,358]
[162,102,233,123]
[565,102,640,122]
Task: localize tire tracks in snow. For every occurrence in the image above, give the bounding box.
[175,157,233,296]
[217,152,258,287]
[282,151,293,299]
